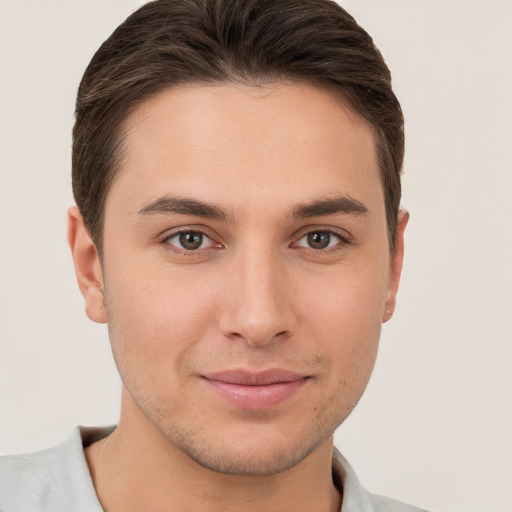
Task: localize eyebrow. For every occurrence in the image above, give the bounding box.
[136,194,368,222]
[137,196,230,220]
[292,196,368,219]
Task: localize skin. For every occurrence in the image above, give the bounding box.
[68,82,408,512]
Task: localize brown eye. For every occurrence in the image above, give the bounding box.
[179,232,203,250]
[307,232,331,249]
[166,231,211,251]
[295,231,342,250]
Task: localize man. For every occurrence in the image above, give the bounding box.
[0,0,426,510]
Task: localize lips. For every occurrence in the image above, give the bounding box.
[202,369,309,409]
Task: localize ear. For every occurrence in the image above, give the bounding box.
[382,209,409,323]
[67,206,107,324]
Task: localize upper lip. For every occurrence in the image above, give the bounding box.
[202,369,308,386]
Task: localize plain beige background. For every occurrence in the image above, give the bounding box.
[0,1,511,511]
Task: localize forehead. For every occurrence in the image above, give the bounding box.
[107,82,382,217]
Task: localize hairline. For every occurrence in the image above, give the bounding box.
[92,78,397,259]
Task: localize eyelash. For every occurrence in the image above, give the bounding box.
[292,230,350,254]
[160,227,351,256]
[161,228,220,256]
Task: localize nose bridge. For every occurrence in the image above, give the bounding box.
[220,239,295,346]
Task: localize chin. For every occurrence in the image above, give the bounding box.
[177,436,325,476]
[156,416,336,477]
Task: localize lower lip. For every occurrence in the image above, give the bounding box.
[203,378,308,409]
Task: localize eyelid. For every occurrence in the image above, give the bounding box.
[292,224,353,242]
[157,224,353,256]
[160,226,223,253]
[290,226,354,253]
[295,231,341,248]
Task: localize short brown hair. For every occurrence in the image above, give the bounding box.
[72,0,404,254]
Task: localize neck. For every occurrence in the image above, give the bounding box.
[85,400,341,512]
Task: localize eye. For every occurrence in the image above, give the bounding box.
[295,231,343,250]
[164,230,215,251]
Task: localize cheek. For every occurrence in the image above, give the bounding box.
[296,261,388,382]
[298,256,388,330]
[103,267,218,384]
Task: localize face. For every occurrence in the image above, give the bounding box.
[70,83,407,476]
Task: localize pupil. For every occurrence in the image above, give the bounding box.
[179,232,202,250]
[307,232,330,249]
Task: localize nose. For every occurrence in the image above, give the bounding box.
[218,246,297,347]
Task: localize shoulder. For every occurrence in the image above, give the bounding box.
[332,448,429,512]
[364,492,430,512]
[0,443,70,511]
[0,427,105,512]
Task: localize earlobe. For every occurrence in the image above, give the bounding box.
[382,209,409,323]
[67,206,107,324]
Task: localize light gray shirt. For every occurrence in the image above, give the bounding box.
[0,427,428,511]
